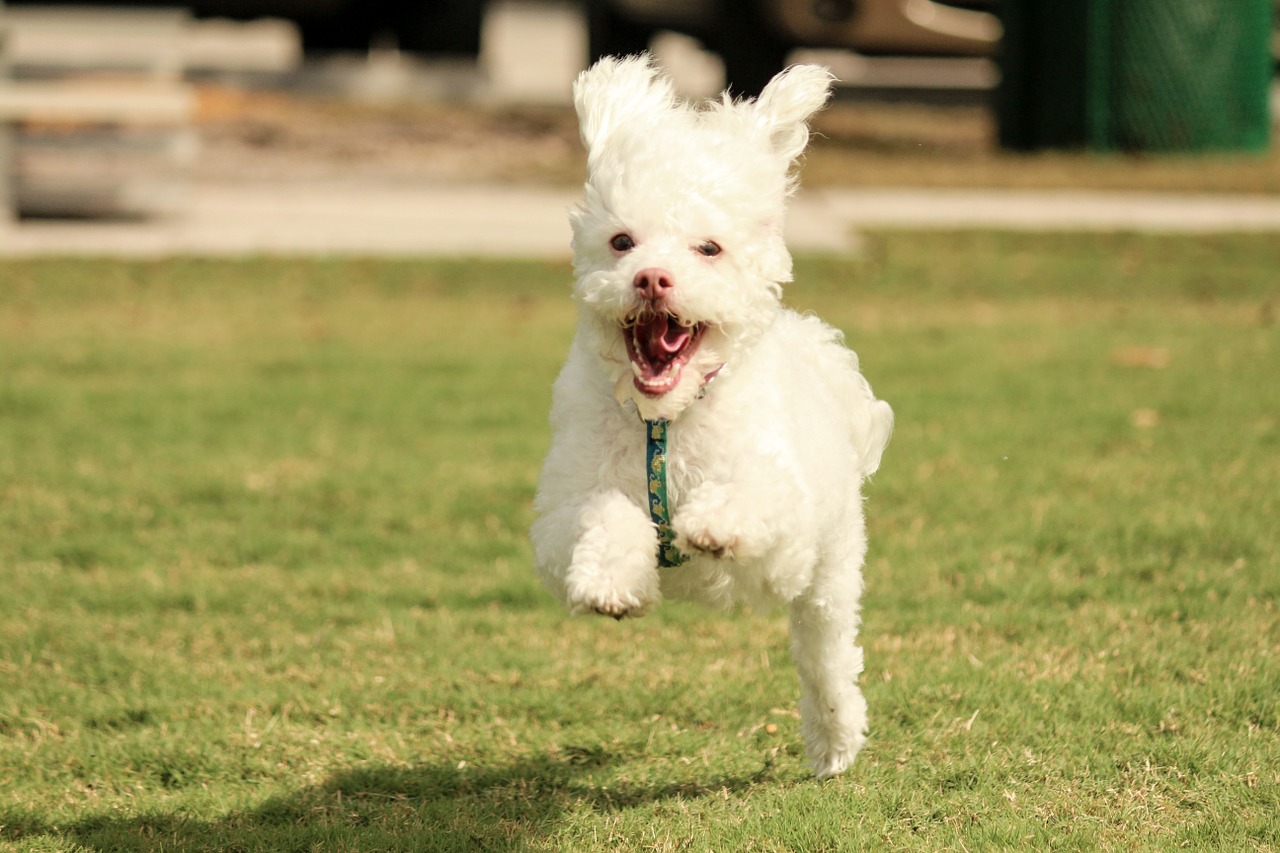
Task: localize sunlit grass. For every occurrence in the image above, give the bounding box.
[1,235,1277,851]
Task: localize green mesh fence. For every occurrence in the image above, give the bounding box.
[997,0,1272,152]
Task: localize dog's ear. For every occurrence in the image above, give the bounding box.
[574,54,676,156]
[752,64,835,162]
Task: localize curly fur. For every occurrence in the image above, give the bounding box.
[530,54,893,779]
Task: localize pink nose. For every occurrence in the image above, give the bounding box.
[633,268,674,301]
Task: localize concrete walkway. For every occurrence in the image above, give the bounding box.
[4,182,1280,258]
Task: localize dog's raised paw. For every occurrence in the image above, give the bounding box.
[568,584,650,620]
[675,527,738,560]
[585,598,641,619]
[672,484,766,561]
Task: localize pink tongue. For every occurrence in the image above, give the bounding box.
[642,317,688,360]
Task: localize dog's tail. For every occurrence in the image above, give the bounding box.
[813,320,893,479]
[851,385,894,480]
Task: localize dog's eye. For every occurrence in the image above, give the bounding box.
[696,241,722,258]
[610,233,635,253]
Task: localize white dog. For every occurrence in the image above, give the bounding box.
[530,55,893,780]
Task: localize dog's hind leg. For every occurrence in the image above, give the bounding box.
[788,565,868,779]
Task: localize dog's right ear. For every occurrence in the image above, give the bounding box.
[752,64,835,164]
[573,54,676,157]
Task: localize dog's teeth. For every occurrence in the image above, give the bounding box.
[678,317,695,328]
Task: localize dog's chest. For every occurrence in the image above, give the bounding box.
[646,409,744,505]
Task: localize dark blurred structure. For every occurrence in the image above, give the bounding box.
[586,0,1000,96]
[4,0,487,56]
[997,0,1272,152]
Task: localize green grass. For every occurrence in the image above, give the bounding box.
[1,235,1278,851]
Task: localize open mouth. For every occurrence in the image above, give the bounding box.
[622,310,706,397]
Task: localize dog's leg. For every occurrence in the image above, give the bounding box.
[555,490,660,619]
[789,572,868,780]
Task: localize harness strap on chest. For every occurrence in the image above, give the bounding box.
[645,418,687,568]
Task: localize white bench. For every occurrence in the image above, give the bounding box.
[0,6,302,222]
[0,5,200,221]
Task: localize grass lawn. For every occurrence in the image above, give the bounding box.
[1,234,1277,851]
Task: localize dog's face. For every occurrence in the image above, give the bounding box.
[569,56,833,420]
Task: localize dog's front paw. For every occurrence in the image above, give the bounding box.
[672,484,765,561]
[566,550,660,620]
[564,491,661,619]
[674,523,739,560]
[571,584,650,620]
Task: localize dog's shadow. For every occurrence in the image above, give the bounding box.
[4,748,771,851]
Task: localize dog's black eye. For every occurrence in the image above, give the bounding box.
[697,241,722,257]
[610,233,635,252]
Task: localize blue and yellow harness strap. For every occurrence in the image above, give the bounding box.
[645,418,687,568]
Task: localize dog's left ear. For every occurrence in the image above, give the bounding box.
[752,65,835,163]
[574,54,676,159]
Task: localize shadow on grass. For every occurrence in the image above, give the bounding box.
[2,749,771,851]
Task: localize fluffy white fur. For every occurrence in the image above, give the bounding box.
[530,55,893,780]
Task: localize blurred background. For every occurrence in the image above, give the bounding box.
[0,0,1278,243]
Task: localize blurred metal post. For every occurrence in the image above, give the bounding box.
[997,0,1272,152]
[1,0,12,224]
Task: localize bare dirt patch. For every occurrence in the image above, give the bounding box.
[193,85,1280,193]
[193,85,584,185]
